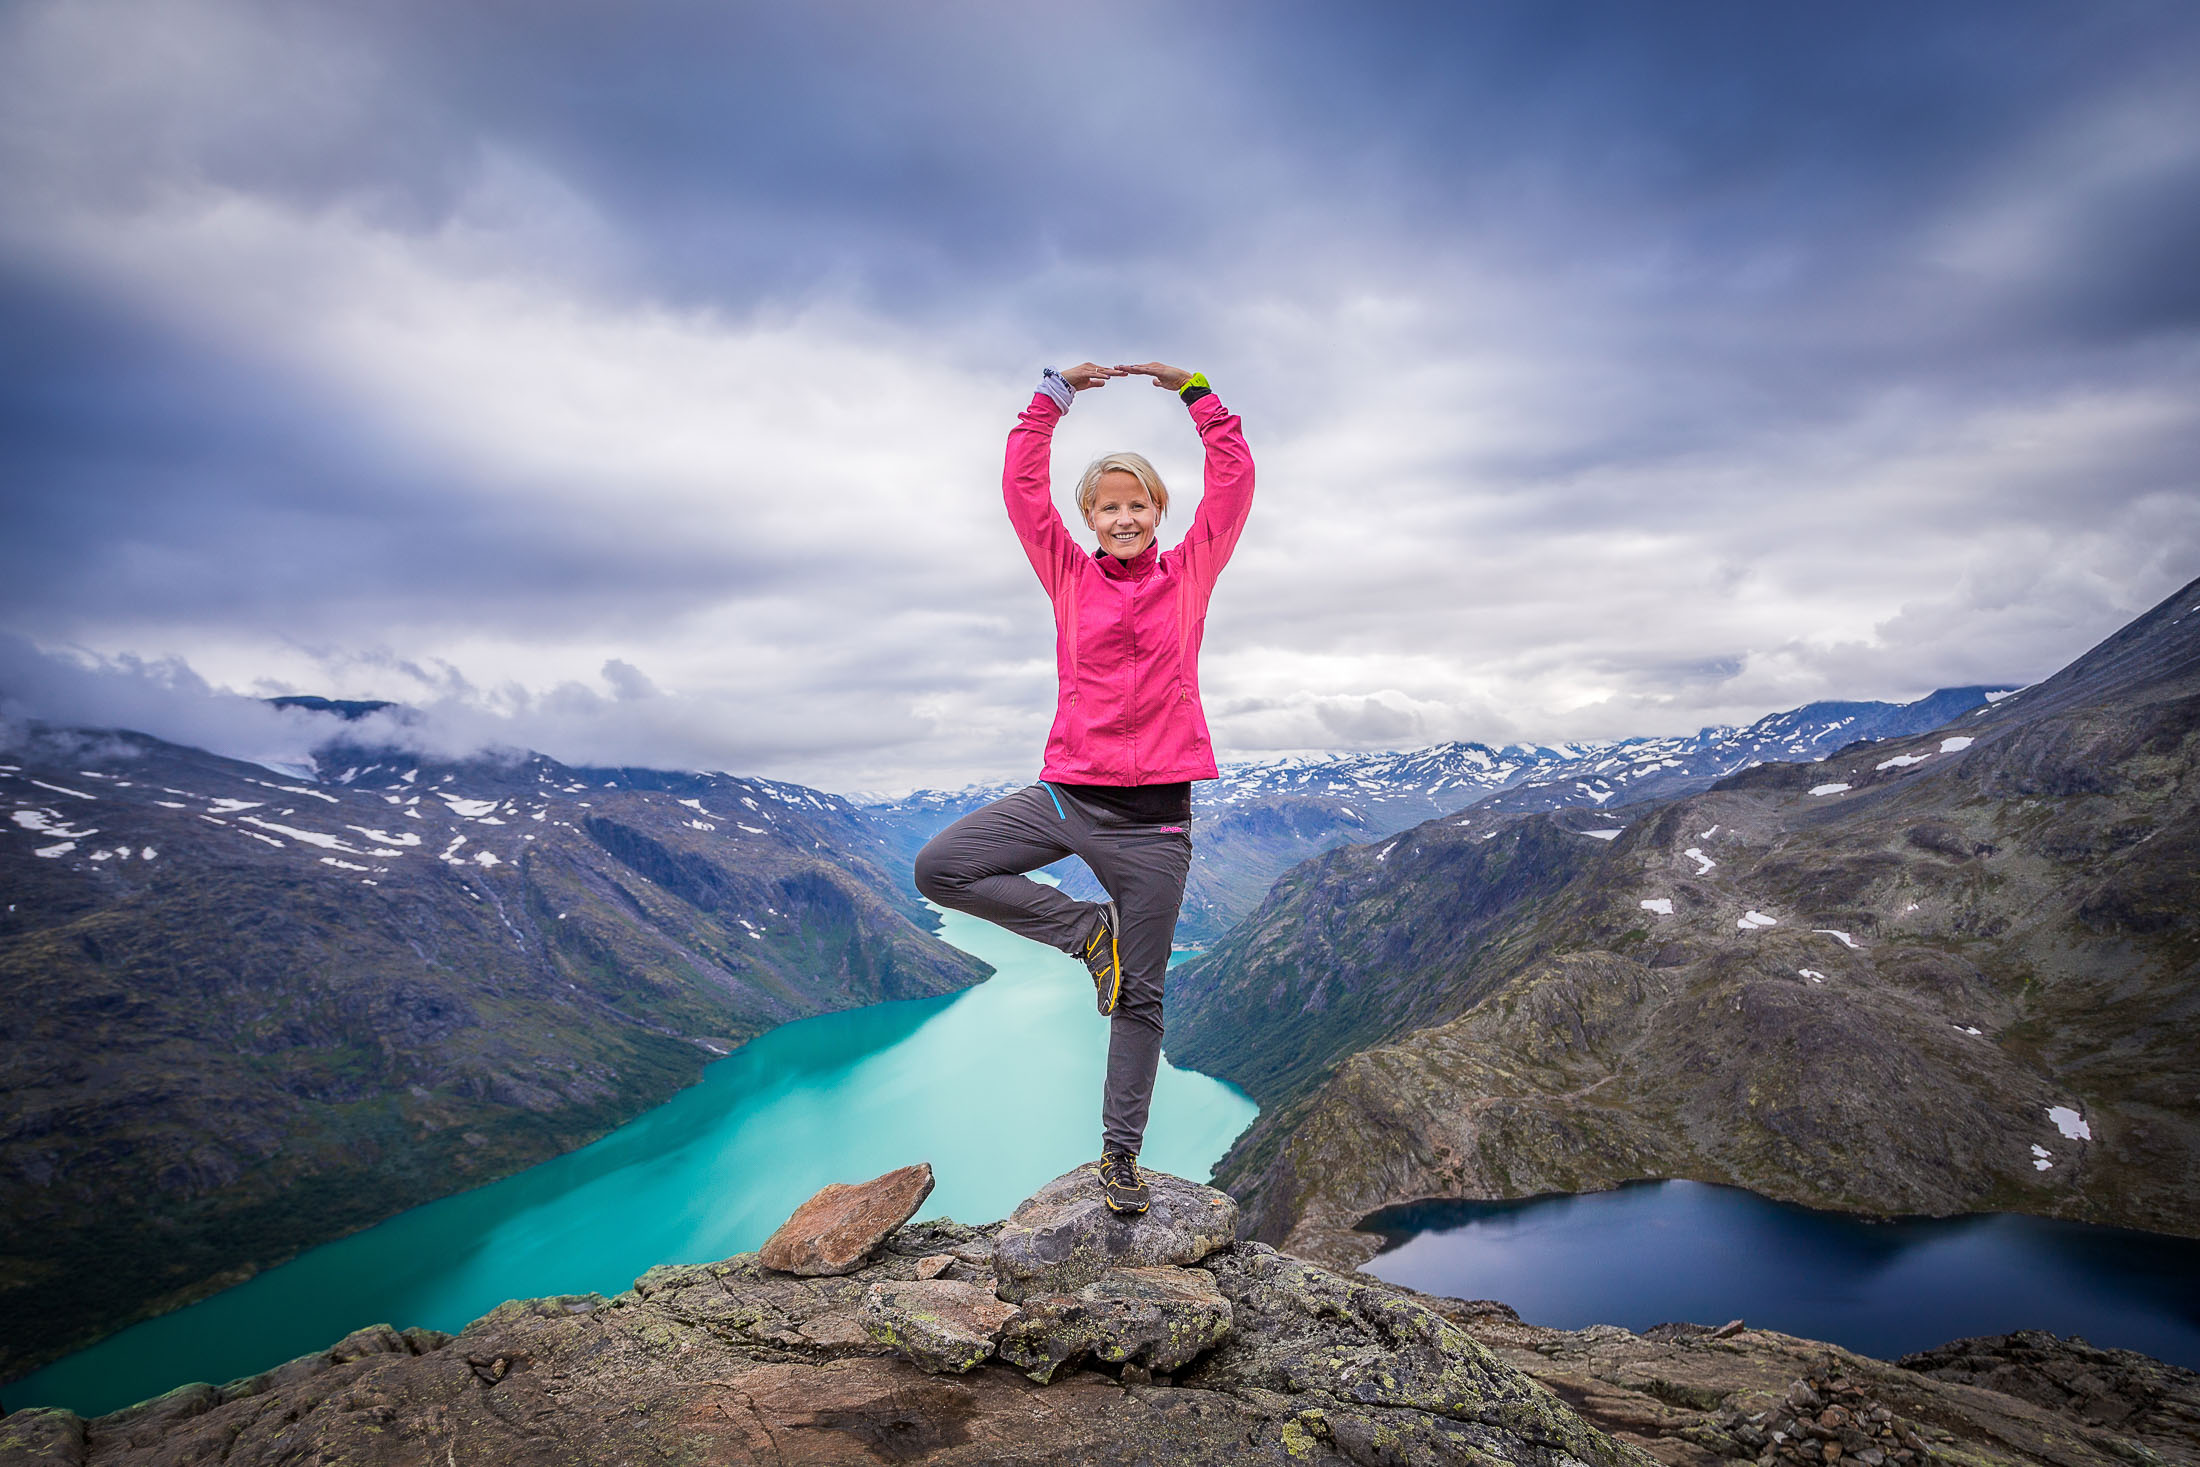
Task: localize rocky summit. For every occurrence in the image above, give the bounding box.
[7,1167,2194,1467]
[991,1163,1239,1300]
[0,1168,1647,1467]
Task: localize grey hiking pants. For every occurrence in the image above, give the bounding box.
[912,783,1192,1157]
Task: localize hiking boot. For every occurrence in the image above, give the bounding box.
[1096,1150,1149,1214]
[1080,899,1121,1015]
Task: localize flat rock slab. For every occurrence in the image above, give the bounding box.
[860,1280,1022,1375]
[993,1166,1237,1301]
[998,1265,1233,1383]
[759,1162,934,1276]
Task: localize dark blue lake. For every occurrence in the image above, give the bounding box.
[1360,1180,2200,1370]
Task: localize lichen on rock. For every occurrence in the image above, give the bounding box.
[996,1265,1233,1382]
[860,1278,1020,1375]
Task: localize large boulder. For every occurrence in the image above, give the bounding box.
[996,1265,1233,1383]
[1187,1242,1633,1464]
[992,1166,1237,1301]
[758,1162,934,1276]
[859,1280,1021,1376]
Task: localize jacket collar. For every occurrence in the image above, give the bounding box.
[1094,542,1160,579]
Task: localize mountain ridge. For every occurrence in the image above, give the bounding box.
[861,686,2012,944]
[1165,576,2200,1265]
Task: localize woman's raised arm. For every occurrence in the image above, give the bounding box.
[1004,362,1119,592]
[1116,363,1252,586]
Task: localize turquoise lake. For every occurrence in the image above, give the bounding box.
[9,901,1257,1419]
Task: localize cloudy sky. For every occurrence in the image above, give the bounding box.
[3,0,2196,793]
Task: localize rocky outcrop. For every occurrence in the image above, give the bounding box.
[1898,1330,2200,1451]
[997,1266,1233,1383]
[0,1172,1651,1467]
[992,1164,1238,1300]
[1434,1296,2200,1467]
[860,1278,1020,1374]
[761,1163,936,1276]
[9,1168,2193,1467]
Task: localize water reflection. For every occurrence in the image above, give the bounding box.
[1361,1180,2200,1369]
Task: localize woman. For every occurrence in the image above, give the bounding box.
[914,360,1254,1215]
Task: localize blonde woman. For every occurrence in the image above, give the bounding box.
[915,361,1254,1213]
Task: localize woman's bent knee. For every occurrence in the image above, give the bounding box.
[912,839,963,904]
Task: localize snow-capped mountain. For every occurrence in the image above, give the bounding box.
[857,686,2011,944]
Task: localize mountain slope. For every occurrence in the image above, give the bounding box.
[1167,577,2200,1264]
[0,729,989,1378]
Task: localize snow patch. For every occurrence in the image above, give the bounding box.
[1639,898,1674,916]
[14,810,96,840]
[320,857,371,872]
[1876,753,1931,770]
[34,841,76,858]
[1809,783,1851,797]
[2032,1145,2053,1171]
[438,796,500,818]
[349,827,421,847]
[1939,736,1974,753]
[1813,929,1862,949]
[1737,909,1778,930]
[251,778,334,804]
[141,847,156,860]
[2048,1106,2091,1140]
[473,851,502,867]
[1954,1025,1982,1036]
[1799,969,1827,983]
[1580,828,1623,841]
[241,818,358,851]
[207,798,262,815]
[1683,847,1716,875]
[29,779,96,800]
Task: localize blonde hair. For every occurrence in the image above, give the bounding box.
[1075,452,1169,520]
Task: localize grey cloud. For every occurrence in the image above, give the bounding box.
[4,0,2199,792]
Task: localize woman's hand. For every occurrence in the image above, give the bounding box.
[1059,362,1123,391]
[1116,362,1193,392]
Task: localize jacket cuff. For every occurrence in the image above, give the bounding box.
[1037,367,1076,413]
[1178,372,1212,407]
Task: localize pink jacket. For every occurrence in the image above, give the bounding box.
[1003,389,1255,785]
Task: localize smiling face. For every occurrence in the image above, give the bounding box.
[1084,469,1161,560]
